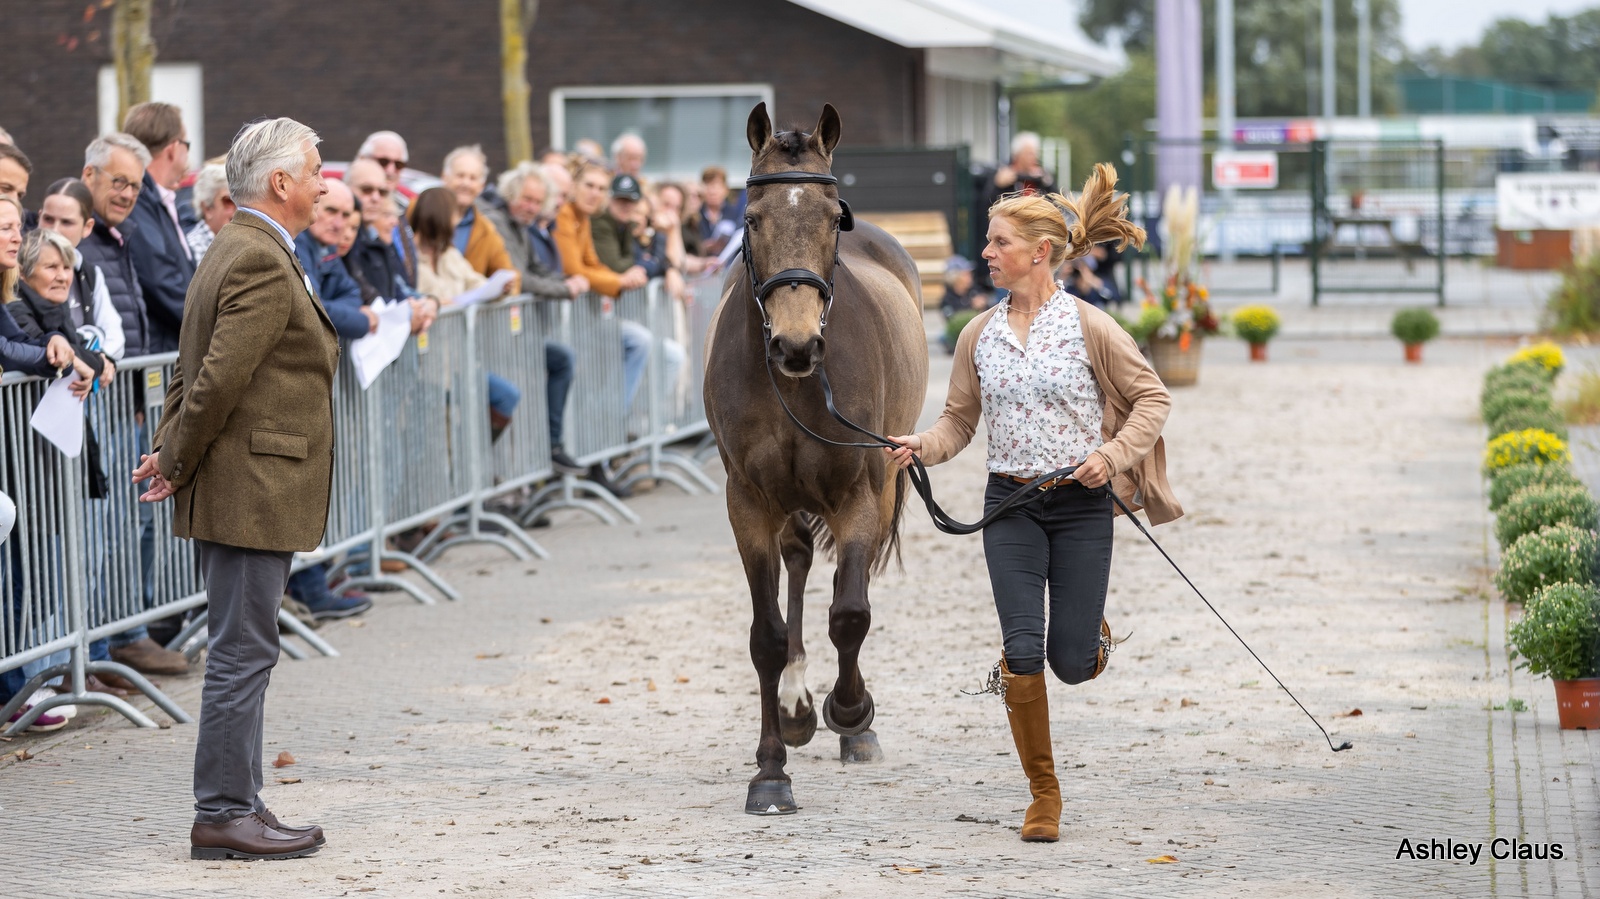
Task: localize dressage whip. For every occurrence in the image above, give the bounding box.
[765,360,1353,754]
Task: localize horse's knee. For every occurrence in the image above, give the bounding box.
[827,605,871,645]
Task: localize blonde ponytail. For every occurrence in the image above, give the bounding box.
[989,162,1146,269]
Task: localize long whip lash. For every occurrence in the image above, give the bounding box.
[767,360,1352,753]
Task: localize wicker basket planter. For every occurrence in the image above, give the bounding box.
[1148,335,1202,387]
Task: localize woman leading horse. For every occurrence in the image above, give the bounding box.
[886,164,1183,843]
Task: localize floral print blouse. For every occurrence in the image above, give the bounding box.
[975,287,1105,477]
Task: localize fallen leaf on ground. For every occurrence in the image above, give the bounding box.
[597,697,611,704]
[347,619,365,628]
[12,748,34,761]
[1334,709,1362,718]
[1180,698,1197,707]
[275,777,301,784]
[273,751,296,768]
[675,675,690,683]
[475,652,504,660]
[1146,855,1179,864]
[892,865,923,874]
[647,680,657,692]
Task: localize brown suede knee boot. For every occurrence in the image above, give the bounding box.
[1000,659,1059,842]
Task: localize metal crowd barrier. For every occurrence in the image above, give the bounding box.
[0,276,721,733]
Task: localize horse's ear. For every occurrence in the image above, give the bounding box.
[747,102,774,154]
[811,103,842,157]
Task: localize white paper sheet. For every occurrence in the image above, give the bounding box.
[29,373,85,458]
[351,298,415,389]
[451,269,518,307]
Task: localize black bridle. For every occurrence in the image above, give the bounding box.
[740,170,853,333]
[746,165,1351,754]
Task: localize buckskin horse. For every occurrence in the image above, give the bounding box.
[704,103,928,815]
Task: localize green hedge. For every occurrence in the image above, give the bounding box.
[1495,484,1600,549]
[1489,463,1582,511]
[1495,524,1600,605]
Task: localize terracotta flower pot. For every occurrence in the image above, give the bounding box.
[1248,342,1268,362]
[1553,678,1600,730]
[1404,343,1423,364]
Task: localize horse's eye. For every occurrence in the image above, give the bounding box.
[744,215,757,232]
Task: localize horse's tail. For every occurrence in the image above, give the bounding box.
[802,466,910,575]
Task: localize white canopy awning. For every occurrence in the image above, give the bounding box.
[786,0,1122,81]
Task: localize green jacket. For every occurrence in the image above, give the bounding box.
[154,212,340,552]
[590,210,636,274]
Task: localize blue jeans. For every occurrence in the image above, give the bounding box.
[620,320,651,411]
[545,340,574,445]
[487,372,521,419]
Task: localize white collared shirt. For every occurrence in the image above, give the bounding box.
[974,287,1105,477]
[236,206,294,250]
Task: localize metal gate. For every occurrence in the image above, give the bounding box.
[1310,139,1445,306]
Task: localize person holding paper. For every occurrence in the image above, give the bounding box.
[134,118,336,861]
[9,229,106,394]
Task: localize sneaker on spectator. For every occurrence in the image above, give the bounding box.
[551,445,584,475]
[110,637,190,675]
[585,463,634,499]
[29,688,74,721]
[302,591,373,621]
[8,701,68,732]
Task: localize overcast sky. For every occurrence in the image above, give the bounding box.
[1400,0,1598,51]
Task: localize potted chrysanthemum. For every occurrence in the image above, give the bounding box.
[1508,581,1600,729]
[1230,305,1281,362]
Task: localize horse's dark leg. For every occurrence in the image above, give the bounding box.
[820,492,888,763]
[728,482,796,815]
[777,514,817,748]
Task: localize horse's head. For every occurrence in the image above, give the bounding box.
[744,102,846,379]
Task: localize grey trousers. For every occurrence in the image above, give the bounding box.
[981,474,1114,684]
[193,539,291,824]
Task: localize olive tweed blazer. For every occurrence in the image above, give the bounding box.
[917,297,1184,525]
[153,212,340,552]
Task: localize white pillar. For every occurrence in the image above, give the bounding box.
[1155,0,1204,195]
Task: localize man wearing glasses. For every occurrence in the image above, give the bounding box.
[123,102,196,355]
[78,132,153,360]
[354,130,419,288]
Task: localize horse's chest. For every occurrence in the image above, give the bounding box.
[734,434,863,511]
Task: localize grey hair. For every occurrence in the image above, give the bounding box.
[357,130,408,162]
[1010,130,1042,158]
[0,125,12,145]
[610,132,645,158]
[495,161,543,203]
[227,118,320,206]
[442,144,487,177]
[19,228,75,279]
[84,132,152,170]
[191,162,230,210]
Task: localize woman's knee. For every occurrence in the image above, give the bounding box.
[1047,646,1098,685]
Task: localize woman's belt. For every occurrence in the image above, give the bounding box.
[997,471,1078,491]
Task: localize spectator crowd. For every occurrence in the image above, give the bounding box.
[1,106,744,731]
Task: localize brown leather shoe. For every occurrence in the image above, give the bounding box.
[190,813,320,860]
[110,637,190,676]
[95,670,144,693]
[258,807,325,846]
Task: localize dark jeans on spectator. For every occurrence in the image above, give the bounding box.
[981,473,1114,684]
[546,340,574,445]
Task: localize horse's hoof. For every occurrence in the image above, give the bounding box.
[745,781,798,816]
[821,689,875,736]
[839,729,883,764]
[780,700,818,748]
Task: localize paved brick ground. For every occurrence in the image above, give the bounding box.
[0,337,1595,898]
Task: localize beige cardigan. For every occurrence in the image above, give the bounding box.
[917,298,1184,525]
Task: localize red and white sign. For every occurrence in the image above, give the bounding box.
[1212,151,1279,189]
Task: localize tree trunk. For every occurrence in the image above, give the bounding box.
[500,0,536,166]
[112,0,156,127]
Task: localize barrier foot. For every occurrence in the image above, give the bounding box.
[0,663,165,735]
[280,639,308,661]
[521,474,640,526]
[87,661,194,724]
[658,449,721,493]
[363,550,462,602]
[276,609,339,658]
[417,513,539,563]
[618,449,718,496]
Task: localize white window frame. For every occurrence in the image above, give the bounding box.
[550,83,775,184]
[97,63,205,167]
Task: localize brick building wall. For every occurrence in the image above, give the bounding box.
[0,0,922,190]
